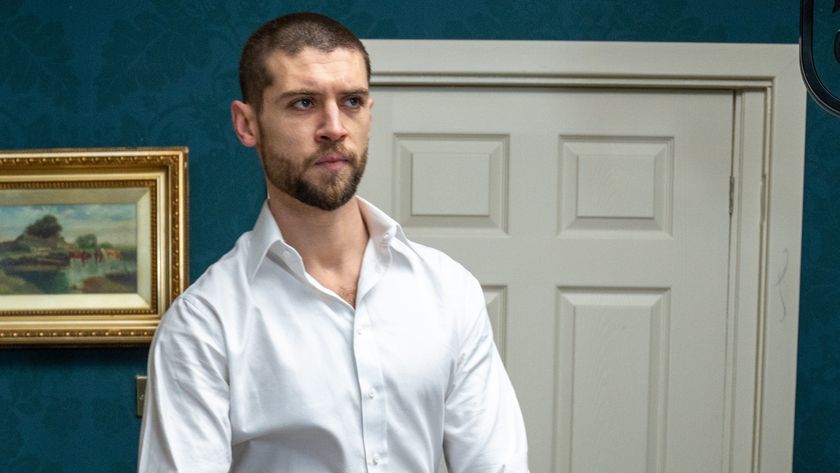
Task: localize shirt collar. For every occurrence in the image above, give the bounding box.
[245,197,413,281]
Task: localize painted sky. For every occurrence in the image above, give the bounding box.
[0,204,137,245]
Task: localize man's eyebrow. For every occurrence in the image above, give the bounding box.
[275,89,320,102]
[342,88,370,96]
[275,88,370,101]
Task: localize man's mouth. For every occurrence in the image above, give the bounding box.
[314,154,349,171]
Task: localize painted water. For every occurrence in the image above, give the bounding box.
[8,257,138,294]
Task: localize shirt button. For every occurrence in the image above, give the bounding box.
[372,454,382,465]
[282,250,291,260]
[367,389,377,399]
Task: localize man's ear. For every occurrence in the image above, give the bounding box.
[231,100,259,148]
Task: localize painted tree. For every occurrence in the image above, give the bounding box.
[24,215,62,239]
[75,234,97,249]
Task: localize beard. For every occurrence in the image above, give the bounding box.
[259,138,367,211]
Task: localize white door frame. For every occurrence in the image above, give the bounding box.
[363,40,806,473]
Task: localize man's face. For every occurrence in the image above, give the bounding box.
[255,47,372,211]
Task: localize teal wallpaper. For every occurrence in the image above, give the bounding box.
[0,0,833,471]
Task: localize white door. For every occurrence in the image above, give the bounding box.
[361,86,733,472]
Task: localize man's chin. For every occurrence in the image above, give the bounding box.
[292,185,357,211]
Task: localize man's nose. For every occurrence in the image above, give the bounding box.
[317,102,347,142]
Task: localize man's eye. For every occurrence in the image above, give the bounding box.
[344,96,363,108]
[292,98,314,110]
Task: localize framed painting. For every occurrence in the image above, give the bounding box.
[0,148,187,346]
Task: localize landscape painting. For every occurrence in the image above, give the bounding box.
[0,147,187,345]
[0,204,138,295]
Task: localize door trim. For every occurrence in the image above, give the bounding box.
[363,40,806,473]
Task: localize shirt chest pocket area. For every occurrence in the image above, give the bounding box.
[230,328,361,432]
[371,307,457,404]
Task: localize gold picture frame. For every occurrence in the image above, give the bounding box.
[0,148,187,346]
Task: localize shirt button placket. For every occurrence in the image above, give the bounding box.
[353,305,386,471]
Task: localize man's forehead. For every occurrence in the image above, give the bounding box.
[264,47,366,78]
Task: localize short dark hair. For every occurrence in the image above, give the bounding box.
[238,12,371,113]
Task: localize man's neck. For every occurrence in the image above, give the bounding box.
[267,189,369,305]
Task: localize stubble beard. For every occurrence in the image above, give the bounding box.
[259,140,367,212]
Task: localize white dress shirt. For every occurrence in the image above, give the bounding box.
[138,198,529,473]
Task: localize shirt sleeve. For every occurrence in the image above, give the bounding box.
[138,296,232,473]
[442,277,530,473]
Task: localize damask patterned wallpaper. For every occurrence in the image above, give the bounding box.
[0,0,834,471]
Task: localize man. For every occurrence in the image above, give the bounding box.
[138,12,529,473]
